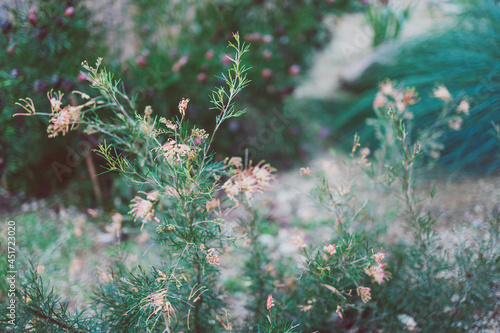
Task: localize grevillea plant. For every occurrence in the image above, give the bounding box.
[279,142,389,332]
[11,33,281,332]
[357,81,499,332]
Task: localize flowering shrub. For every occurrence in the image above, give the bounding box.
[353,81,499,331]
[4,34,498,333]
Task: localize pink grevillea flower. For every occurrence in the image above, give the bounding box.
[46,90,98,138]
[13,90,98,138]
[448,116,463,131]
[324,242,337,256]
[380,80,394,96]
[373,92,388,109]
[366,264,390,285]
[336,304,343,319]
[300,167,312,176]
[129,196,159,229]
[357,286,372,303]
[433,85,452,101]
[290,234,308,249]
[172,55,189,73]
[222,160,276,203]
[457,99,470,115]
[373,249,385,263]
[153,139,198,163]
[266,294,275,311]
[178,97,189,117]
[224,156,243,168]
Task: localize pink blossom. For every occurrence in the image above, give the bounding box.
[433,85,452,101]
[266,294,275,311]
[366,264,390,284]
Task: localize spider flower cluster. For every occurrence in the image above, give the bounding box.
[222,160,276,203]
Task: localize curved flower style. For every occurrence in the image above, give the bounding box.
[153,139,199,164]
[366,264,390,285]
[129,196,159,229]
[222,160,276,203]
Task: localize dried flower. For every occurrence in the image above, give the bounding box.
[366,264,390,284]
[266,294,275,311]
[206,248,220,266]
[433,85,452,101]
[357,286,372,303]
[457,99,470,115]
[300,167,312,176]
[206,198,220,212]
[145,290,176,322]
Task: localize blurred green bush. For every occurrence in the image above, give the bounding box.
[122,0,362,165]
[0,0,106,197]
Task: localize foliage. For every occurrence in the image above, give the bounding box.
[3,13,499,330]
[5,32,385,332]
[355,81,500,332]
[294,0,500,173]
[366,0,412,46]
[0,0,107,196]
[121,0,363,166]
